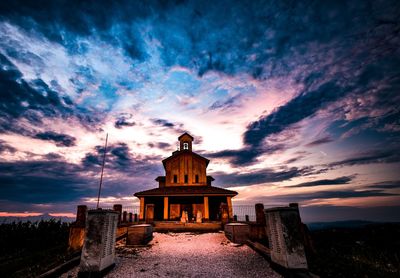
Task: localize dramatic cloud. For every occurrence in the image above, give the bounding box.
[328,150,400,168]
[212,166,318,187]
[34,131,76,147]
[288,176,354,188]
[0,1,399,220]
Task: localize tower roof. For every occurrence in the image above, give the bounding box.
[178,132,194,141]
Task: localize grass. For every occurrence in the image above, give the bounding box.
[0,219,75,278]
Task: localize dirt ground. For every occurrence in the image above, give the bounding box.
[62,232,281,278]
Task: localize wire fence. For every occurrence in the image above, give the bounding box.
[88,203,287,222]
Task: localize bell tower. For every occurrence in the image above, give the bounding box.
[178,132,193,152]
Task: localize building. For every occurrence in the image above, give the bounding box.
[134,132,238,222]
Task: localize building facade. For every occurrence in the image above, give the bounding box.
[134,133,238,222]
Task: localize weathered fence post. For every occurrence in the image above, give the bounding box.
[245,215,250,222]
[134,213,138,222]
[68,205,87,251]
[255,203,266,226]
[122,211,127,223]
[76,205,87,225]
[113,204,122,225]
[128,212,133,223]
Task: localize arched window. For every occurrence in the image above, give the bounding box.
[183,142,189,150]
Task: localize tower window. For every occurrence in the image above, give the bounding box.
[173,175,177,183]
[184,175,188,183]
[195,175,199,183]
[183,142,189,150]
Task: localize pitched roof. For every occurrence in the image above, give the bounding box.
[178,132,193,140]
[162,150,210,167]
[134,186,238,197]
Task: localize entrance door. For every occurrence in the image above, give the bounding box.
[181,204,193,221]
[145,204,154,223]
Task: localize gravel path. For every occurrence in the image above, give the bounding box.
[62,232,281,278]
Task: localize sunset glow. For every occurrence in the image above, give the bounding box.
[0,1,399,222]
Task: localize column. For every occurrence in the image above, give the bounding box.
[204,196,209,220]
[139,197,145,221]
[227,196,233,220]
[164,196,169,220]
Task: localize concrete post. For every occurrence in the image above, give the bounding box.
[255,203,266,226]
[76,205,87,226]
[113,204,122,225]
[265,206,308,269]
[79,210,119,275]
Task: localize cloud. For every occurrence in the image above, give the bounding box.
[328,150,400,167]
[34,131,76,147]
[267,189,399,204]
[212,166,317,187]
[288,176,354,188]
[114,116,136,129]
[151,118,175,128]
[305,136,334,147]
[206,143,286,166]
[366,181,400,190]
[0,160,93,203]
[0,139,16,153]
[148,142,172,150]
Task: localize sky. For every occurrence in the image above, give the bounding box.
[0,0,399,222]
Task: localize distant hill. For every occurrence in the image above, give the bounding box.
[0,213,75,224]
[306,220,377,230]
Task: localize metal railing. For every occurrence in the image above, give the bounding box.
[88,203,289,222]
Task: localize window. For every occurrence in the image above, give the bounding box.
[195,175,199,183]
[183,142,189,150]
[184,175,188,183]
[173,175,177,183]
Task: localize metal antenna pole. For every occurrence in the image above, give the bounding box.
[96,133,108,209]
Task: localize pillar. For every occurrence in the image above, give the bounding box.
[139,197,145,220]
[122,211,127,222]
[255,203,266,226]
[164,197,169,220]
[204,196,209,220]
[227,197,233,220]
[128,212,133,223]
[76,205,87,226]
[113,204,122,225]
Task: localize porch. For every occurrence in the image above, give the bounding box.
[152,221,222,232]
[138,195,234,222]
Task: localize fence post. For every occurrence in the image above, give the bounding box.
[122,211,127,223]
[128,212,133,223]
[113,204,122,225]
[245,215,249,222]
[255,203,266,226]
